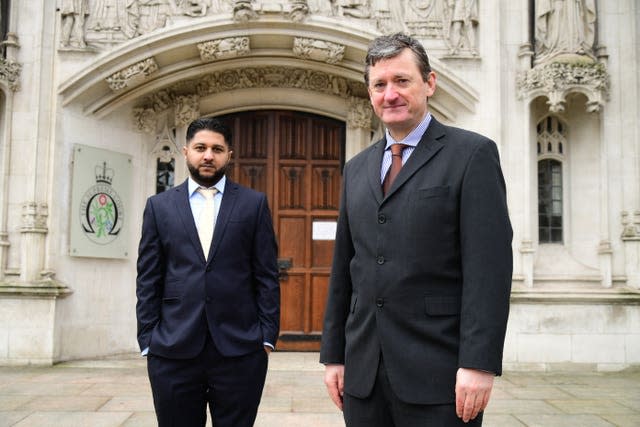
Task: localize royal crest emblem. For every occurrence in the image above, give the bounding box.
[79,161,124,245]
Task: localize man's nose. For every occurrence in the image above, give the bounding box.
[384,84,399,100]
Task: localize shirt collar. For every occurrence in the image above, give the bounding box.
[188,175,226,196]
[384,112,432,149]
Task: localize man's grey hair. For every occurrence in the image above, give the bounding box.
[364,33,432,86]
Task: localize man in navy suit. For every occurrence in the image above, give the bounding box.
[136,117,280,427]
[320,33,512,426]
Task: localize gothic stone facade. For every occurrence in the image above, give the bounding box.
[0,0,638,368]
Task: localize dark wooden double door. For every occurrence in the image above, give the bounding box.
[220,110,344,350]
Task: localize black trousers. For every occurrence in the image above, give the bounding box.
[343,356,483,427]
[147,336,268,427]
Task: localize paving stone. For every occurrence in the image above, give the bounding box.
[0,353,638,427]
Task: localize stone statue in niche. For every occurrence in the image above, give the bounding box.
[444,0,478,55]
[60,0,90,48]
[535,0,596,63]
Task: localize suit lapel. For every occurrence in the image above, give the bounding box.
[207,179,238,264]
[367,139,387,204]
[384,118,446,199]
[173,180,206,261]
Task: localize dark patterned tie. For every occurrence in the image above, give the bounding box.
[383,144,408,195]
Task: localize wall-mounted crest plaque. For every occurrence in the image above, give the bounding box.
[70,144,132,258]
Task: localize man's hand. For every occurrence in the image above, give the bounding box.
[324,364,345,411]
[264,346,272,355]
[455,368,494,422]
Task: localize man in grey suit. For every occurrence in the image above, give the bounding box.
[320,33,512,426]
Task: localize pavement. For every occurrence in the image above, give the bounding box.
[0,352,639,427]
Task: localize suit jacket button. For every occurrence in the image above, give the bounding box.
[206,297,212,303]
[376,256,385,265]
[376,298,384,307]
[378,214,386,224]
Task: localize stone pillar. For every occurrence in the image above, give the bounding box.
[345,96,372,161]
[19,202,48,282]
[621,212,640,289]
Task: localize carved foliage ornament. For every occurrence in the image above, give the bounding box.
[516,61,610,113]
[0,58,22,92]
[106,57,159,92]
[293,37,345,64]
[133,66,368,132]
[197,37,250,62]
[174,94,200,126]
[347,96,372,129]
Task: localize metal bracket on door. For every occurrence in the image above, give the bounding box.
[277,257,292,280]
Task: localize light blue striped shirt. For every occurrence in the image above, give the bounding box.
[380,112,433,183]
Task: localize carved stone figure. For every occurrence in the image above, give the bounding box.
[89,0,123,31]
[60,0,90,48]
[176,0,209,16]
[331,0,370,19]
[125,0,174,38]
[405,0,443,37]
[535,0,597,63]
[445,0,478,55]
[233,0,257,21]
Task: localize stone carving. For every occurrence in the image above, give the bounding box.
[124,0,174,38]
[174,94,200,126]
[405,0,444,38]
[331,0,370,19]
[88,0,123,32]
[20,202,48,233]
[133,107,157,133]
[289,0,310,22]
[0,57,22,91]
[516,60,609,113]
[444,0,478,56]
[233,0,258,21]
[347,96,372,129]
[177,0,209,16]
[105,57,159,91]
[133,66,369,122]
[151,124,179,162]
[292,37,345,64]
[60,0,90,49]
[621,211,640,241]
[535,0,596,64]
[73,0,487,55]
[197,37,250,62]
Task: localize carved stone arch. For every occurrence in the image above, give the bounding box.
[58,17,478,124]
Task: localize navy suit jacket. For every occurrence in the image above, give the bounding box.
[136,178,280,359]
[320,118,513,405]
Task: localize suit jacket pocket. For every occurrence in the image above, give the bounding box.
[417,186,450,199]
[424,295,460,316]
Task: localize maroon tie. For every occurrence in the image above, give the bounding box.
[383,143,408,195]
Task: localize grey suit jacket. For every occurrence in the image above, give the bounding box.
[320,118,513,405]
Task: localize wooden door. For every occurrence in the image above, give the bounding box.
[220,111,344,351]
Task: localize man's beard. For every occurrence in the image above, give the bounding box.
[187,161,227,187]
